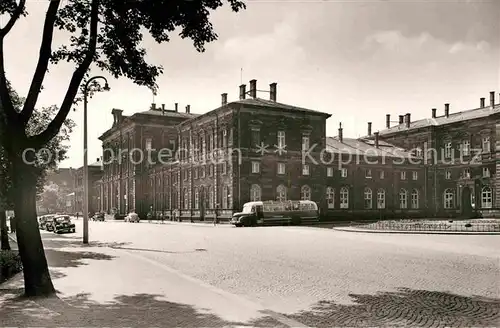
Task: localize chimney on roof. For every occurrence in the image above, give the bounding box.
[96,158,100,162]
[432,108,437,118]
[270,82,277,102]
[338,122,343,143]
[490,91,495,108]
[405,113,411,128]
[239,84,246,100]
[151,103,156,110]
[399,115,404,124]
[445,103,450,117]
[221,93,228,106]
[174,103,178,112]
[374,132,379,148]
[186,105,190,114]
[480,97,485,108]
[249,79,257,98]
[368,122,372,136]
[386,114,390,129]
[111,108,123,127]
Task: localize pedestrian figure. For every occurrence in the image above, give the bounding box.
[76,212,79,220]
[160,212,165,224]
[9,216,16,234]
[213,204,220,226]
[147,211,153,223]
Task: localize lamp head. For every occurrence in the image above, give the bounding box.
[103,82,110,91]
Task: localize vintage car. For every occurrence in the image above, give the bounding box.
[125,212,140,223]
[50,215,76,234]
[92,212,105,221]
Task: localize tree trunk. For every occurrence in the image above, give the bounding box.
[12,153,55,297]
[0,208,10,250]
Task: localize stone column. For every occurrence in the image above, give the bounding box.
[495,124,500,209]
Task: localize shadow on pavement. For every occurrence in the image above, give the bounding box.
[0,291,285,327]
[283,287,500,327]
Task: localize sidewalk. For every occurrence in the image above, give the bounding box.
[333,226,500,235]
[0,235,297,327]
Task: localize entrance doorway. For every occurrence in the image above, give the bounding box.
[461,187,473,217]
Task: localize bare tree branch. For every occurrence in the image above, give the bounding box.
[0,0,26,38]
[32,0,99,148]
[20,0,61,125]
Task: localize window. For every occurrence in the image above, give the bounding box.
[340,187,349,209]
[301,185,311,201]
[444,189,454,209]
[277,185,287,201]
[483,167,491,178]
[208,186,214,209]
[194,167,199,179]
[209,164,214,177]
[481,187,493,209]
[251,129,260,147]
[379,170,385,179]
[445,170,452,180]
[340,168,348,178]
[222,185,229,209]
[444,142,452,158]
[222,129,228,148]
[251,161,260,174]
[194,188,199,209]
[207,134,212,152]
[302,135,310,151]
[399,189,408,209]
[482,136,490,152]
[400,171,406,180]
[411,189,419,209]
[326,187,335,209]
[277,131,286,148]
[302,164,310,176]
[365,169,372,178]
[250,184,261,201]
[462,168,470,179]
[415,147,423,157]
[201,166,206,178]
[222,162,227,175]
[278,163,286,175]
[183,169,188,181]
[364,188,372,209]
[377,189,386,209]
[327,167,334,177]
[412,171,418,180]
[183,188,189,209]
[462,140,470,156]
[145,138,152,150]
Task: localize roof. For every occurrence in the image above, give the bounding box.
[233,97,331,117]
[375,104,499,136]
[134,109,199,119]
[326,136,415,159]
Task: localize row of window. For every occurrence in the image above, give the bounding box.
[444,167,492,180]
[442,137,491,158]
[181,163,228,180]
[251,129,309,150]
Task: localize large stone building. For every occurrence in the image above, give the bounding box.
[73,159,103,215]
[367,91,500,218]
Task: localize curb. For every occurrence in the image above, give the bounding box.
[333,227,500,235]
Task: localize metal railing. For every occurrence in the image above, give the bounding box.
[352,219,500,232]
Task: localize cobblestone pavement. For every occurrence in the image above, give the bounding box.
[1,221,499,327]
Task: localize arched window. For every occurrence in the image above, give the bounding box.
[183,188,189,209]
[340,187,349,209]
[364,187,372,209]
[481,186,493,209]
[250,184,261,201]
[377,189,385,209]
[301,185,311,201]
[399,189,408,209]
[411,189,419,209]
[277,185,287,201]
[194,188,199,209]
[444,188,454,209]
[208,186,214,209]
[326,187,335,209]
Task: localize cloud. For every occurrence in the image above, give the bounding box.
[213,14,306,67]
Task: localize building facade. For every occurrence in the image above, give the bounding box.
[367,91,500,217]
[73,159,103,215]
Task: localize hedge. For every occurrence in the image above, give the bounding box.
[0,250,23,283]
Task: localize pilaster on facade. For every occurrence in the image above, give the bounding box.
[495,124,500,208]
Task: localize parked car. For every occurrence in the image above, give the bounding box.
[50,215,76,234]
[125,212,140,223]
[92,212,105,221]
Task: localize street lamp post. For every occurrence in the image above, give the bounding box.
[83,76,109,244]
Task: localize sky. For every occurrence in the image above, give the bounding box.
[2,0,499,169]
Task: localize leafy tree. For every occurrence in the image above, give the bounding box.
[0,0,246,296]
[38,182,67,214]
[0,83,74,252]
